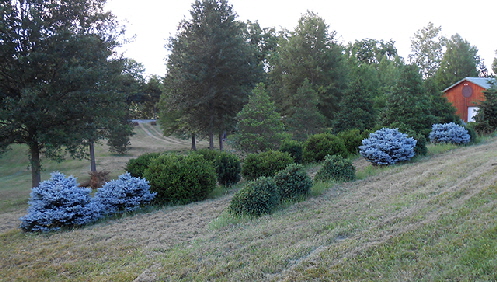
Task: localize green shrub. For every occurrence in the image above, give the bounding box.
[303,133,348,163]
[143,153,216,205]
[192,148,222,162]
[126,152,161,178]
[314,155,356,182]
[337,129,367,155]
[274,164,312,200]
[192,149,241,187]
[242,150,294,181]
[279,139,303,163]
[228,177,280,216]
[215,152,241,187]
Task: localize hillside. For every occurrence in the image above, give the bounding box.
[1,134,497,281]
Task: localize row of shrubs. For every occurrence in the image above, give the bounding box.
[228,154,356,217]
[20,172,156,232]
[21,122,472,231]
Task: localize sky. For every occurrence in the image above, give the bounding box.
[105,0,497,77]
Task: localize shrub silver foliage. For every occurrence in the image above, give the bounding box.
[20,172,102,232]
[93,172,156,216]
[428,122,470,144]
[359,128,417,165]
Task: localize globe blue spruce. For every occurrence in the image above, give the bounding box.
[429,122,470,144]
[20,172,102,232]
[93,172,156,216]
[359,128,417,165]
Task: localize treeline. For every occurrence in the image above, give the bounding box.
[156,0,496,151]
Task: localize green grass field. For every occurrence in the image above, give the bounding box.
[1,129,496,281]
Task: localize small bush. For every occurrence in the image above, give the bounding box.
[192,149,241,187]
[314,155,356,182]
[143,153,216,205]
[126,152,161,178]
[20,172,101,232]
[279,139,304,163]
[429,122,471,145]
[242,150,294,181]
[93,172,156,216]
[359,128,417,166]
[215,152,241,187]
[337,129,368,156]
[274,164,312,200]
[303,133,348,163]
[228,177,280,216]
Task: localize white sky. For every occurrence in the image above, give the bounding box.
[105,0,497,77]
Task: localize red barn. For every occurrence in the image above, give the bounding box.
[443,77,495,122]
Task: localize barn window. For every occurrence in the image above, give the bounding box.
[462,84,473,98]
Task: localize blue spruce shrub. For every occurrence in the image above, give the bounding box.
[274,164,312,200]
[20,172,101,232]
[359,128,417,166]
[228,177,280,216]
[93,172,156,216]
[429,122,470,145]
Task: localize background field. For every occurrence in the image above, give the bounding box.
[1,127,496,281]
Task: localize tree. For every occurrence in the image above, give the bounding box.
[230,83,289,153]
[435,34,480,89]
[475,82,497,132]
[493,50,497,75]
[0,0,131,187]
[268,11,347,121]
[409,22,445,79]
[162,0,262,150]
[346,38,398,66]
[332,63,378,132]
[380,64,438,137]
[285,79,326,141]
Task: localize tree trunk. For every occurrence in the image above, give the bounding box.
[218,131,224,151]
[29,142,42,188]
[209,131,214,149]
[90,141,96,172]
[191,133,196,150]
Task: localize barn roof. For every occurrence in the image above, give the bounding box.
[443,77,495,92]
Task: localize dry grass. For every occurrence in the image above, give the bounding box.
[1,132,497,281]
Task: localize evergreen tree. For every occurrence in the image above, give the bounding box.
[268,11,347,121]
[0,0,131,187]
[333,64,378,132]
[230,83,289,153]
[475,83,497,132]
[380,64,438,136]
[162,0,261,149]
[285,79,326,141]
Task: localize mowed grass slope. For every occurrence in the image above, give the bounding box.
[1,133,497,281]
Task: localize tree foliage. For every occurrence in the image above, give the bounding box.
[268,11,347,121]
[409,22,445,79]
[434,34,480,88]
[161,0,261,149]
[230,83,289,153]
[0,0,132,187]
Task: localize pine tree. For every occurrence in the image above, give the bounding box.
[230,84,289,153]
[162,0,261,149]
